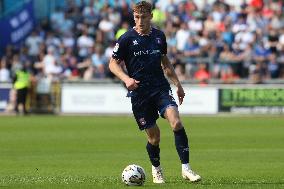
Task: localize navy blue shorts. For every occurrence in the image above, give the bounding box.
[131,89,178,130]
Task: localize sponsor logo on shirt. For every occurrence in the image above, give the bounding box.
[133,49,161,56]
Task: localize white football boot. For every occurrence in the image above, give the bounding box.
[181,164,201,182]
[182,167,201,182]
[152,165,165,184]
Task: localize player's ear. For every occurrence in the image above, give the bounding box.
[150,13,153,19]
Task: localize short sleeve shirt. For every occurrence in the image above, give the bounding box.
[112,27,170,95]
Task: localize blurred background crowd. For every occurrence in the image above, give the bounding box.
[0,0,284,85]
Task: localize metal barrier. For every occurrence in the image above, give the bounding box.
[29,79,61,114]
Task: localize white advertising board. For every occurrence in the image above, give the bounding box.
[61,84,218,114]
[175,87,218,114]
[61,84,132,113]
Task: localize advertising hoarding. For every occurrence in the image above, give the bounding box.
[61,84,218,114]
[219,88,284,113]
[0,86,11,112]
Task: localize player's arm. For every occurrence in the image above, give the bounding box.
[109,58,140,90]
[161,55,185,105]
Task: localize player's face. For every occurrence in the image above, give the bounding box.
[133,11,152,34]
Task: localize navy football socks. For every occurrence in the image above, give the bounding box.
[146,142,160,167]
[174,127,189,164]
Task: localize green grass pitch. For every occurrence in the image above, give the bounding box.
[0,115,283,189]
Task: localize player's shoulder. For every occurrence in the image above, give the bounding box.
[118,28,137,42]
[152,27,165,37]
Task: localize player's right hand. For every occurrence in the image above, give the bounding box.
[125,78,140,90]
[177,85,185,105]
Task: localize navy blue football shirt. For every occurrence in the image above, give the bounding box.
[112,27,170,95]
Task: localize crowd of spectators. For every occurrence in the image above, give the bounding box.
[0,0,284,85]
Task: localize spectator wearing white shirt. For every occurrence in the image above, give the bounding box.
[98,15,115,43]
[232,16,248,34]
[175,23,190,52]
[45,32,61,53]
[187,15,203,33]
[25,31,43,60]
[211,4,224,23]
[42,46,62,78]
[0,57,11,82]
[91,45,107,78]
[77,27,94,60]
[104,41,116,59]
[62,32,75,48]
[234,28,255,50]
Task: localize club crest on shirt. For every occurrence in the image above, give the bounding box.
[139,118,146,126]
[133,40,138,45]
[156,37,161,44]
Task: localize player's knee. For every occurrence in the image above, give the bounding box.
[171,119,183,131]
[148,136,160,146]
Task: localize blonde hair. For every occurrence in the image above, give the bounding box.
[133,1,152,14]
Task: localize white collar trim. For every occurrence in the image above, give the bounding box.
[133,26,152,36]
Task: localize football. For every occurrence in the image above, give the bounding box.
[121,164,146,186]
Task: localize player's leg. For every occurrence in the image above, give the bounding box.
[22,87,28,114]
[164,107,201,182]
[164,107,189,164]
[14,89,21,114]
[145,125,160,167]
[131,96,164,183]
[156,90,189,165]
[145,125,165,184]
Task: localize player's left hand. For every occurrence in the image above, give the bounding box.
[177,86,185,105]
